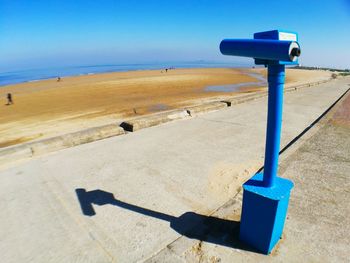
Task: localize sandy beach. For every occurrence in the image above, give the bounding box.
[0,68,331,147]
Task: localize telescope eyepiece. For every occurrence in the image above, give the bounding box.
[291,48,301,57]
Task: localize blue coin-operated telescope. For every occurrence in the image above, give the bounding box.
[220,30,300,254]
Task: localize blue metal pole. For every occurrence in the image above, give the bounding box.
[263,64,285,187]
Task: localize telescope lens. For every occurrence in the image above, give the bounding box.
[291,48,301,57]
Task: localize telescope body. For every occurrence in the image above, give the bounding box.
[220,29,300,65]
[220,39,300,65]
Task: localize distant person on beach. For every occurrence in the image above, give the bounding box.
[57,77,61,82]
[165,68,168,73]
[6,93,13,105]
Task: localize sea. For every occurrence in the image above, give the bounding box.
[0,61,253,87]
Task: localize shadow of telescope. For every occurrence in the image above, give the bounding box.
[75,188,257,252]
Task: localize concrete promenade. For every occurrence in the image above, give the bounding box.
[0,77,349,262]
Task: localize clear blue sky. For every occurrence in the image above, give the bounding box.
[1,0,349,71]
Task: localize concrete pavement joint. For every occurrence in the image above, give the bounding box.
[195,117,248,127]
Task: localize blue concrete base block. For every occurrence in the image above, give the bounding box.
[239,173,294,254]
